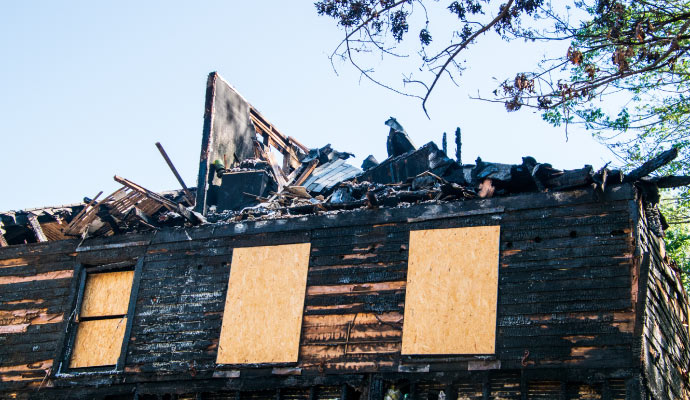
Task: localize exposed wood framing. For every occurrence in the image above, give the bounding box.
[114,175,203,224]
[107,189,146,219]
[253,142,288,191]
[249,107,305,170]
[62,191,105,236]
[26,214,48,242]
[114,176,177,210]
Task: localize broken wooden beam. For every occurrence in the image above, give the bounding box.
[607,169,624,184]
[623,148,678,182]
[544,166,594,190]
[254,143,287,191]
[26,214,48,242]
[124,207,159,230]
[114,176,178,210]
[114,176,204,225]
[651,175,690,189]
[155,142,196,206]
[294,160,319,187]
[62,191,104,236]
[249,107,302,169]
[288,136,309,153]
[0,223,7,247]
[592,165,609,195]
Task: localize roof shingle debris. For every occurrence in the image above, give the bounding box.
[1,72,688,246]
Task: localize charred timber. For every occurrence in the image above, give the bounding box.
[623,148,678,182]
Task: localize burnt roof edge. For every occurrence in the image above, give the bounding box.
[0,183,634,255]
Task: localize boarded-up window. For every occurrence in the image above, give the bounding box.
[217,243,311,364]
[70,270,134,368]
[402,226,500,355]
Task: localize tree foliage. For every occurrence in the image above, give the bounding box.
[315,0,690,173]
[660,193,690,290]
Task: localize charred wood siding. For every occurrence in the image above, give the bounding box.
[0,239,79,390]
[637,202,690,400]
[0,184,680,399]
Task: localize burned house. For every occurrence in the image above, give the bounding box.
[1,72,690,399]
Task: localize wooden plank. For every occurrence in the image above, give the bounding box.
[26,214,48,243]
[155,142,196,206]
[263,148,288,191]
[294,160,319,187]
[80,270,134,318]
[217,243,310,364]
[249,107,302,168]
[69,317,127,368]
[623,147,678,182]
[114,176,203,224]
[62,190,104,236]
[402,226,500,355]
[0,270,73,286]
[114,176,177,210]
[652,175,690,188]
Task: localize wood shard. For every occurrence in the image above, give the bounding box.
[0,360,52,374]
[26,214,48,242]
[0,258,31,268]
[0,324,30,334]
[307,281,406,296]
[0,270,73,286]
[0,309,62,327]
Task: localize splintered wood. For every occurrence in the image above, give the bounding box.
[402,226,500,355]
[217,243,311,364]
[69,318,127,368]
[80,271,134,318]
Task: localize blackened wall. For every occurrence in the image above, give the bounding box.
[1,184,677,399]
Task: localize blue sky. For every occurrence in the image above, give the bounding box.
[0,1,614,211]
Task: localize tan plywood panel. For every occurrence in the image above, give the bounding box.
[217,243,311,364]
[80,271,134,318]
[69,318,127,368]
[402,226,500,355]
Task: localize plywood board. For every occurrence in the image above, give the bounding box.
[217,243,311,364]
[69,318,127,368]
[402,226,500,355]
[80,271,134,318]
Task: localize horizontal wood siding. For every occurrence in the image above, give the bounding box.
[0,184,664,399]
[0,239,79,392]
[637,202,690,400]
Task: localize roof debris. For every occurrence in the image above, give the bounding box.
[2,72,689,246]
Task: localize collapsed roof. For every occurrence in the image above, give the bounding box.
[2,72,689,246]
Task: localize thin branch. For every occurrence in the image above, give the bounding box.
[422,0,516,117]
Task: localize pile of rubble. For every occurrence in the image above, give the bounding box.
[3,76,689,246]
